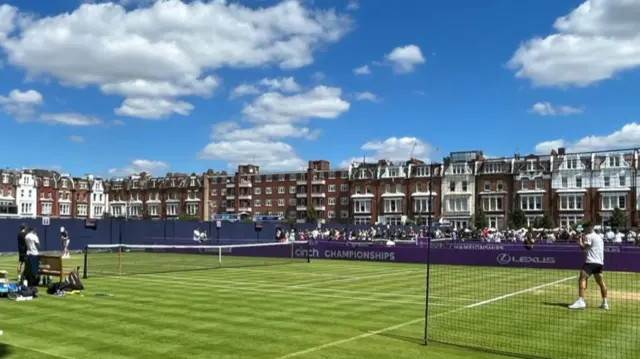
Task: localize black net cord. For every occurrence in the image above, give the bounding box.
[82,246,89,279]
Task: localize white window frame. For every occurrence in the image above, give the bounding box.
[520,195,542,211]
[482,196,504,211]
[328,185,336,192]
[340,184,348,192]
[341,197,348,205]
[414,198,432,213]
[559,195,583,211]
[602,195,626,210]
[353,200,371,214]
[328,197,336,205]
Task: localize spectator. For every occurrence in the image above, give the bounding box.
[61,226,71,259]
[16,223,27,281]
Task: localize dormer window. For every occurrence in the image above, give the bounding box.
[452,165,464,174]
[190,178,195,186]
[171,179,176,187]
[1,174,8,184]
[416,167,428,177]
[527,160,535,172]
[566,158,578,169]
[43,178,50,187]
[62,179,68,188]
[132,181,139,189]
[608,156,620,167]
[388,168,399,177]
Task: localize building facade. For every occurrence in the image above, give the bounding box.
[89,176,108,219]
[441,151,480,229]
[475,157,514,230]
[17,171,37,218]
[513,154,553,228]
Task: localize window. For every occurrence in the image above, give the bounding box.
[608,156,620,167]
[59,203,71,216]
[602,195,626,210]
[167,204,178,216]
[449,181,456,192]
[535,178,542,190]
[278,175,285,181]
[414,198,432,213]
[416,167,429,177]
[43,178,50,187]
[328,198,336,205]
[604,176,610,187]
[354,217,371,225]
[148,205,158,216]
[265,199,272,207]
[395,183,403,193]
[289,186,296,194]
[341,210,349,218]
[289,199,296,206]
[353,200,371,213]
[278,186,285,194]
[265,187,272,195]
[560,215,583,228]
[254,188,261,195]
[559,195,583,210]
[20,190,24,198]
[328,185,336,192]
[482,196,504,211]
[462,181,467,192]
[278,199,285,207]
[355,185,361,194]
[484,181,490,191]
[527,160,535,171]
[520,195,542,211]
[365,185,372,194]
[221,189,227,196]
[497,181,504,191]
[447,198,468,212]
[575,176,582,188]
[452,165,465,174]
[254,199,261,207]
[561,177,568,188]
[341,171,348,179]
[265,175,272,182]
[341,197,348,205]
[566,158,578,169]
[254,176,261,183]
[521,181,528,191]
[387,168,399,177]
[328,211,336,219]
[328,172,335,179]
[128,205,139,217]
[619,175,626,187]
[41,203,52,215]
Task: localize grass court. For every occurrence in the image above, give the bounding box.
[0,251,638,359]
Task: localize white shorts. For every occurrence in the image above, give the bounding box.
[62,240,70,248]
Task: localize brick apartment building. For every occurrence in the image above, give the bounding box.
[0,147,638,228]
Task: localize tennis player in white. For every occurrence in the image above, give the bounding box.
[569,224,608,310]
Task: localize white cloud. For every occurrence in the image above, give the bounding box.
[108,159,169,176]
[340,137,431,167]
[115,97,194,119]
[259,77,301,93]
[0,89,43,120]
[1,0,353,117]
[346,1,359,10]
[68,135,85,143]
[40,113,103,126]
[354,91,377,102]
[242,86,350,124]
[508,0,640,87]
[229,84,260,99]
[530,102,584,116]
[385,45,426,73]
[312,72,325,81]
[353,65,370,75]
[198,140,305,171]
[534,122,640,154]
[211,121,320,141]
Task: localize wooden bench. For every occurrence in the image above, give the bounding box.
[38,255,66,282]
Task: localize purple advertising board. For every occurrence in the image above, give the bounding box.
[156,240,640,273]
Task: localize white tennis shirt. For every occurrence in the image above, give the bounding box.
[584,232,604,265]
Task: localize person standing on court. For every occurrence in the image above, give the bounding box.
[24,227,41,286]
[16,223,28,281]
[569,223,608,310]
[60,226,71,259]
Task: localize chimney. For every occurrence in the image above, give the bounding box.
[558,147,566,156]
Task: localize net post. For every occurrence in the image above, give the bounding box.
[306,240,311,263]
[82,246,89,279]
[290,241,294,262]
[218,247,222,265]
[118,245,123,276]
[423,166,434,346]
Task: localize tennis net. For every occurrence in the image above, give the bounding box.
[82,241,310,278]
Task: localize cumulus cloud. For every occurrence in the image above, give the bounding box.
[340,137,432,167]
[198,140,306,171]
[385,45,426,73]
[0,89,43,120]
[229,84,260,100]
[353,65,370,75]
[530,102,584,116]
[1,0,353,118]
[354,91,378,102]
[108,159,169,176]
[508,0,640,87]
[211,121,321,142]
[39,113,103,126]
[259,77,301,93]
[534,122,640,154]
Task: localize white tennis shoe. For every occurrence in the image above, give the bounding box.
[568,298,586,310]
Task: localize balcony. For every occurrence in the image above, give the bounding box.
[238,207,252,212]
[296,180,307,185]
[296,192,307,198]
[239,181,252,188]
[226,207,236,212]
[226,195,235,200]
[311,192,325,198]
[313,205,326,211]
[311,178,325,185]
[226,182,235,188]
[296,205,307,211]
[238,194,252,200]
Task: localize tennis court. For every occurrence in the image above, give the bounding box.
[0,246,638,359]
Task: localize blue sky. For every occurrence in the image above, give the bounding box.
[1,0,640,177]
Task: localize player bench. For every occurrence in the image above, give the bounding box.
[38,255,66,282]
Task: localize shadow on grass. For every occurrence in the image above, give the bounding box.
[541,302,571,308]
[0,343,13,358]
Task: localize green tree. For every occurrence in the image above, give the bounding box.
[510,209,526,229]
[610,207,628,230]
[306,205,318,222]
[141,206,151,220]
[178,214,200,221]
[474,209,489,229]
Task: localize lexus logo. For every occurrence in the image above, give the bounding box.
[497,253,511,265]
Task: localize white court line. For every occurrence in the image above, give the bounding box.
[275,275,577,359]
[0,341,75,359]
[290,270,419,288]
[108,274,452,306]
